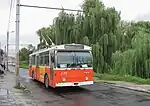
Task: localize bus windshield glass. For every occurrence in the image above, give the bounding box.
[56,51,92,68]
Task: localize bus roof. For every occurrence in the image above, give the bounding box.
[29,44,91,56]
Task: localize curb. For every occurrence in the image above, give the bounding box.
[101,81,150,94]
[101,81,116,85]
[21,83,31,94]
[20,81,32,94]
[7,72,31,94]
[112,84,150,94]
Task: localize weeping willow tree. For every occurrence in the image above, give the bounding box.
[112,28,150,78]
[83,0,121,73]
[37,0,120,73]
[36,0,150,79]
[36,0,121,73]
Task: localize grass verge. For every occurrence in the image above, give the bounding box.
[19,63,28,69]
[94,73,150,85]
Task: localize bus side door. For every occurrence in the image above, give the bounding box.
[35,55,40,81]
[50,51,55,86]
[50,64,54,81]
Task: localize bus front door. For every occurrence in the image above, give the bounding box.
[50,63,54,87]
[35,55,40,81]
[35,65,40,81]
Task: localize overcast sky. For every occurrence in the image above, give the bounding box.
[0,0,150,56]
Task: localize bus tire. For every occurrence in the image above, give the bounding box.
[44,74,49,88]
[32,71,35,80]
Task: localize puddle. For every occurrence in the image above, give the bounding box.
[0,88,10,96]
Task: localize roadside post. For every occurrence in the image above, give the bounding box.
[15,0,20,87]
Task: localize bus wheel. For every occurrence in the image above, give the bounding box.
[44,74,49,88]
[32,71,35,80]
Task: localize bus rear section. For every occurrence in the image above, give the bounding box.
[53,50,94,87]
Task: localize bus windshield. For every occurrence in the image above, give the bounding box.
[56,51,92,68]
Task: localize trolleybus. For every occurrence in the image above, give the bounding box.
[28,43,94,88]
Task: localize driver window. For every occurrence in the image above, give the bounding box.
[50,50,55,68]
[35,55,39,66]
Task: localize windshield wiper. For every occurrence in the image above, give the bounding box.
[67,62,75,68]
[75,57,86,68]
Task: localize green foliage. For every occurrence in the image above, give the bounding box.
[20,61,28,69]
[36,0,150,80]
[19,48,29,62]
[95,73,150,85]
[111,25,150,79]
[19,44,35,63]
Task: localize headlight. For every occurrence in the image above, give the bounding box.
[85,77,88,80]
[62,78,66,82]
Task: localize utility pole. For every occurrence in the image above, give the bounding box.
[13,1,82,87]
[15,0,20,87]
[7,31,9,71]
[6,31,14,71]
[4,46,6,69]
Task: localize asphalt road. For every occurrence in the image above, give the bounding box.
[9,66,150,106]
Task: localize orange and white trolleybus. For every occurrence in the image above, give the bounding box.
[28,44,94,88]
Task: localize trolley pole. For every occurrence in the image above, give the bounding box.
[15,0,20,87]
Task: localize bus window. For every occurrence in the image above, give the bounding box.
[56,51,92,68]
[29,56,31,65]
[40,54,43,66]
[31,55,35,65]
[56,51,74,68]
[45,56,49,65]
[75,51,92,68]
[39,53,46,66]
[44,51,49,66]
[36,55,40,66]
[50,50,55,68]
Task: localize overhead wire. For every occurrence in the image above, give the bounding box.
[19,4,83,12]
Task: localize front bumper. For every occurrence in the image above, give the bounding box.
[55,81,94,87]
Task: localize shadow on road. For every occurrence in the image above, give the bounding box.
[21,79,92,106]
[31,79,91,94]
